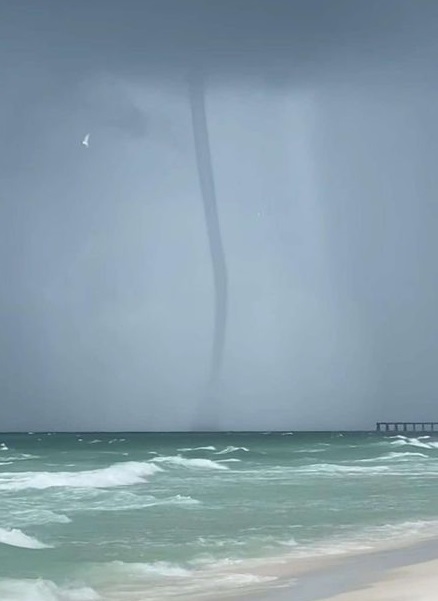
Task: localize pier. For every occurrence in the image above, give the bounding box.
[376,422,438,433]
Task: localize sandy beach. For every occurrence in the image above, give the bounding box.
[321,559,438,601]
[265,539,438,601]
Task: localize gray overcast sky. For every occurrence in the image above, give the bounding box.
[1,1,438,431]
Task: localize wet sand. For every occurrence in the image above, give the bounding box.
[205,537,438,601]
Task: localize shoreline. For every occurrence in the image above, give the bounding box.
[203,536,438,601]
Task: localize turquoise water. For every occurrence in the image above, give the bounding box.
[0,431,438,600]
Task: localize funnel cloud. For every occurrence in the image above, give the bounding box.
[189,74,228,427]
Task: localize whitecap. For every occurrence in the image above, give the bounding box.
[214,446,249,455]
[294,463,390,475]
[0,443,8,451]
[0,453,40,463]
[390,436,438,450]
[0,528,52,549]
[74,493,200,513]
[277,537,298,547]
[294,448,327,454]
[353,451,429,463]
[150,455,228,470]
[384,450,429,459]
[178,446,216,452]
[9,509,71,526]
[0,461,162,491]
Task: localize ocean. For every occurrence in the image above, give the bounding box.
[0,431,437,600]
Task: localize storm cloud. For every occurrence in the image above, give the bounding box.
[1,1,438,430]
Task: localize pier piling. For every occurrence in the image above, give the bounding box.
[376,422,438,433]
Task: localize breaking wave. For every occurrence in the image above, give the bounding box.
[89,559,278,598]
[150,455,228,470]
[178,446,216,452]
[80,494,201,512]
[0,528,52,549]
[8,509,71,526]
[0,579,99,601]
[0,462,162,491]
[110,560,191,578]
[293,519,438,559]
[0,453,40,463]
[353,451,429,463]
[293,463,390,475]
[389,435,438,450]
[214,446,249,455]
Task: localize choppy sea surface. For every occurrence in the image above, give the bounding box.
[1,431,438,600]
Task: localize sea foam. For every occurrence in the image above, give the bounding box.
[79,493,201,512]
[178,446,217,452]
[0,461,162,491]
[91,559,277,597]
[0,453,40,463]
[150,455,228,470]
[109,560,191,578]
[390,436,438,450]
[0,579,99,601]
[294,463,390,475]
[8,509,72,526]
[353,451,429,463]
[214,446,249,455]
[0,528,52,549]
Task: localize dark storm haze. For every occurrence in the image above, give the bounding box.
[1,0,438,431]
